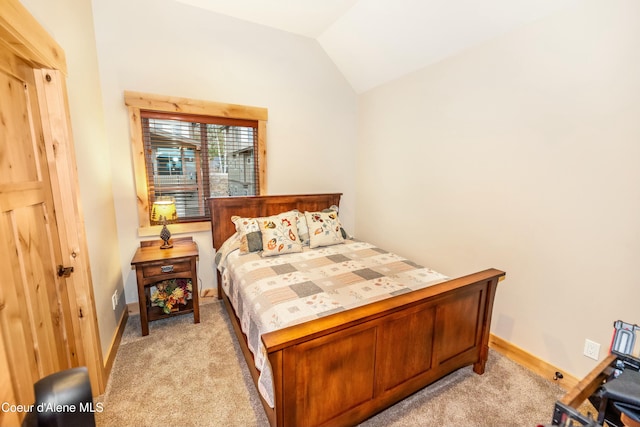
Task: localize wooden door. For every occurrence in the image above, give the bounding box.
[0,2,105,425]
[0,41,74,418]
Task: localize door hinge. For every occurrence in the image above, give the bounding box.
[57,265,74,278]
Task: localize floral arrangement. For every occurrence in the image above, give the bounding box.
[151,278,192,314]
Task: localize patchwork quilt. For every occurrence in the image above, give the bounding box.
[217,237,449,408]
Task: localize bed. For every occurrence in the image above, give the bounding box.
[208,193,505,427]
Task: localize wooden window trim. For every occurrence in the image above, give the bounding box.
[125,91,267,236]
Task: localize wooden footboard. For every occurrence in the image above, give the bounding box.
[263,268,504,427]
[208,194,505,427]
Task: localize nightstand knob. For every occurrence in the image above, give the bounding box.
[160,265,174,273]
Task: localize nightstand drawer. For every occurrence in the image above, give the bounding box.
[141,260,191,277]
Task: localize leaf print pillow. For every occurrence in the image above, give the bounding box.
[304,210,345,249]
[258,212,303,257]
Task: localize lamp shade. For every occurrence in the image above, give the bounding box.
[150,196,177,224]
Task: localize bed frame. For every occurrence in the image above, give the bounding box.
[208,193,505,427]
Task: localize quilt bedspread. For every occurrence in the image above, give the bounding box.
[218,238,449,408]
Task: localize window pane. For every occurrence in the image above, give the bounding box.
[208,124,257,196]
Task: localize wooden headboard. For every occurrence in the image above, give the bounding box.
[207,193,342,250]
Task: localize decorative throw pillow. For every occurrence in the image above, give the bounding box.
[305,210,345,249]
[293,210,310,246]
[231,216,263,254]
[258,212,303,256]
[323,206,351,239]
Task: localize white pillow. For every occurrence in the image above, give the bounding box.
[304,210,345,249]
[292,210,310,246]
[231,216,262,254]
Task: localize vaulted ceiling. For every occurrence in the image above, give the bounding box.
[173,0,579,93]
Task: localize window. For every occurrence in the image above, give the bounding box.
[141,112,259,221]
[125,92,267,235]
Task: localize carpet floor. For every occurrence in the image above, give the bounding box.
[95,301,566,426]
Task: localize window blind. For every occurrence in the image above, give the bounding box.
[141,111,259,222]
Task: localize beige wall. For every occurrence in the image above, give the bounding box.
[356,0,640,378]
[18,0,125,358]
[90,0,358,305]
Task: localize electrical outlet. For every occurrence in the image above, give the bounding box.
[584,339,600,360]
[111,290,118,310]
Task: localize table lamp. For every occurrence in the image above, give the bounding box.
[150,196,177,249]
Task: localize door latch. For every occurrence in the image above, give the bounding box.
[57,265,74,278]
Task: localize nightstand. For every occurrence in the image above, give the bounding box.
[131,236,200,336]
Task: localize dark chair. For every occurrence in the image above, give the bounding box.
[22,367,96,427]
[597,368,640,427]
[615,402,640,427]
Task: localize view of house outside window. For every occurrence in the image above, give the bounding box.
[142,114,259,222]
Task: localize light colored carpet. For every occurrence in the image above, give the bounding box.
[96,301,566,427]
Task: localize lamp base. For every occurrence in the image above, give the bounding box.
[159,224,173,249]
